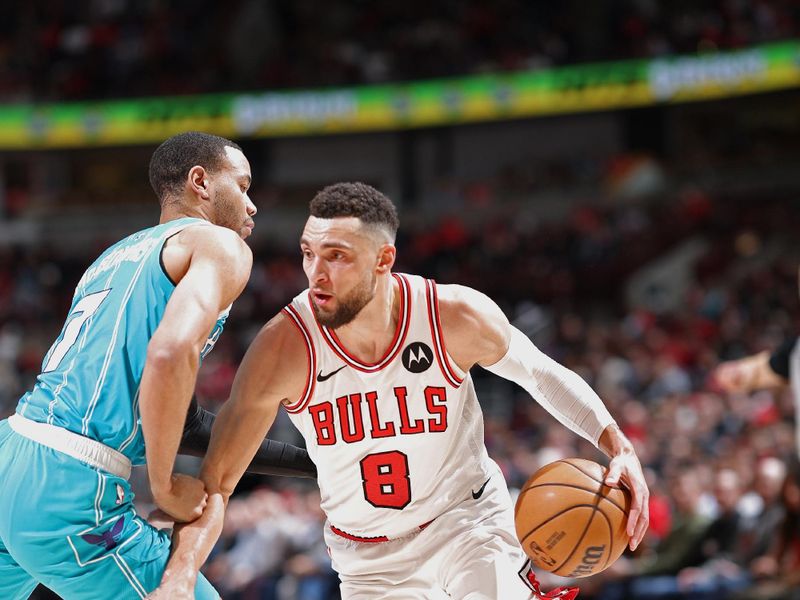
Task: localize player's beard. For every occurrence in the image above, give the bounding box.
[312,270,376,329]
[212,188,247,238]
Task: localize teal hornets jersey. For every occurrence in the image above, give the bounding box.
[16,217,230,465]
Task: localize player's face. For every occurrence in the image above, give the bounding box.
[209,146,257,239]
[300,216,383,329]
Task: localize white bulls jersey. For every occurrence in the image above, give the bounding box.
[282,273,494,541]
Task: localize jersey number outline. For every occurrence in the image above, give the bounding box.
[43,289,112,373]
[360,450,411,510]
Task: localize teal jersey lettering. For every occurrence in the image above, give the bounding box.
[16,217,228,465]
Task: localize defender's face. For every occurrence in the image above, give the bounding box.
[300,216,381,328]
[210,146,257,239]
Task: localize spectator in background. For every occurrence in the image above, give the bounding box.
[205,488,336,600]
[737,457,788,566]
[675,469,752,599]
[734,461,800,600]
[1,0,799,101]
[600,468,712,600]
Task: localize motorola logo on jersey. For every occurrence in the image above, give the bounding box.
[402,342,433,373]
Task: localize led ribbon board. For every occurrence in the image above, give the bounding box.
[0,41,798,149]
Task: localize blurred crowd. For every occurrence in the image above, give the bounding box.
[202,488,338,600]
[1,0,799,101]
[4,1,800,599]
[4,179,800,598]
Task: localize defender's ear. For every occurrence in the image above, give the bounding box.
[189,166,210,199]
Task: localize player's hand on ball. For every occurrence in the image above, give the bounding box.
[153,473,208,523]
[604,452,649,551]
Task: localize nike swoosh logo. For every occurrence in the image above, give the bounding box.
[316,365,346,382]
[471,477,491,500]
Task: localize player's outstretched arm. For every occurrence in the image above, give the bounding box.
[437,284,616,443]
[180,397,317,478]
[199,311,309,500]
[140,225,252,523]
[437,284,649,550]
[711,338,795,393]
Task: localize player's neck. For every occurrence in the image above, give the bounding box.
[159,202,208,225]
[332,275,399,363]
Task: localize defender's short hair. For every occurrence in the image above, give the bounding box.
[310,182,399,241]
[149,132,242,204]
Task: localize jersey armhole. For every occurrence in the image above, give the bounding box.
[424,279,465,388]
[158,220,211,287]
[281,305,317,414]
[159,238,179,287]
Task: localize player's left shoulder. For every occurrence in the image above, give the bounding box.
[435,283,509,367]
[188,225,253,283]
[435,283,499,327]
[187,223,252,262]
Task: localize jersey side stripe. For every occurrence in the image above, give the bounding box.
[282,305,317,414]
[425,279,463,388]
[116,387,141,453]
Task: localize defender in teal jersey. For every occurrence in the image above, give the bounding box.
[0,132,256,599]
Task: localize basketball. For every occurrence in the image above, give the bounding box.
[514,458,631,578]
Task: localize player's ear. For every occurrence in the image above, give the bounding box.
[376,244,396,274]
[189,166,210,199]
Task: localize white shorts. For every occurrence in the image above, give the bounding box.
[324,464,538,600]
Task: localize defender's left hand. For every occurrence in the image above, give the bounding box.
[145,581,193,600]
[604,452,649,551]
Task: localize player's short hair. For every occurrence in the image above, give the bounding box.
[149,132,242,205]
[310,182,399,242]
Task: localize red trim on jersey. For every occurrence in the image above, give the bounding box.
[425,279,464,388]
[330,518,434,543]
[329,525,389,543]
[315,273,411,373]
[281,305,317,414]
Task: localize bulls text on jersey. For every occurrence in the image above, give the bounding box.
[309,385,448,445]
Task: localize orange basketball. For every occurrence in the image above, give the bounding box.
[514,458,631,578]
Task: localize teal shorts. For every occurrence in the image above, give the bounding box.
[0,419,219,600]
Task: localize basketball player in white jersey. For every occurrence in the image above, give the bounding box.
[153,182,649,600]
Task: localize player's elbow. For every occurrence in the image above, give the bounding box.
[146,338,201,372]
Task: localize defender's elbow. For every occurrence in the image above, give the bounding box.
[146,339,200,371]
